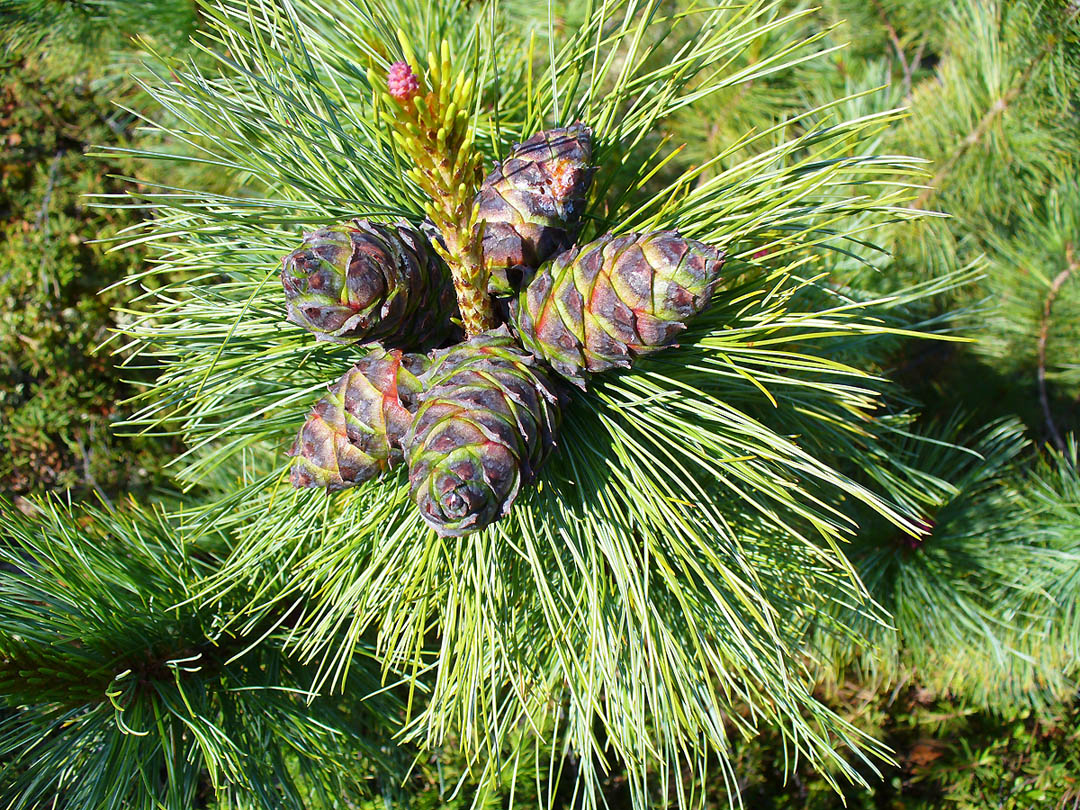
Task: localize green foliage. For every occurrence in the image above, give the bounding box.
[895,0,1075,218]
[979,178,1080,412]
[2,0,1080,805]
[93,0,991,804]
[911,707,1080,809]
[0,496,409,810]
[703,686,1080,808]
[0,0,199,70]
[814,417,1080,712]
[883,0,1080,436]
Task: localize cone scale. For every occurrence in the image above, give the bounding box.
[281,219,458,349]
[289,349,427,491]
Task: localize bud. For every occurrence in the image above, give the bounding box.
[387,60,420,102]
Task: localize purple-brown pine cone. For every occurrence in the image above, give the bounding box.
[404,327,562,537]
[475,124,594,294]
[281,219,459,349]
[289,348,427,490]
[510,231,726,386]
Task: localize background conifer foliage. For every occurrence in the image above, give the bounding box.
[1,0,1079,807]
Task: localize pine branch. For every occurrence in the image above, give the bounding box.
[94,0,964,802]
[913,32,1057,209]
[813,411,1080,712]
[870,0,910,81]
[974,175,1080,405]
[1038,243,1076,451]
[0,496,412,810]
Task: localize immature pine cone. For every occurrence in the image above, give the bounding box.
[475,124,594,294]
[281,220,458,349]
[387,60,420,101]
[405,327,562,537]
[290,348,427,490]
[511,231,726,386]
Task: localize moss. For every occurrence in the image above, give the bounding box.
[0,62,171,494]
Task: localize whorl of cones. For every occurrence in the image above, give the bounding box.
[281,114,733,536]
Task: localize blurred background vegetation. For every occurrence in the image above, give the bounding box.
[0,0,201,496]
[1,0,1078,807]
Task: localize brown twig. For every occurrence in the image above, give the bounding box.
[1037,244,1076,452]
[905,35,928,99]
[912,39,1055,210]
[871,0,910,80]
[78,422,114,510]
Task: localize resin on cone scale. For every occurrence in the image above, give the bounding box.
[475,124,594,294]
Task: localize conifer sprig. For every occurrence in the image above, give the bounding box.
[374,37,494,334]
[813,417,1080,713]
[0,496,409,810]
[98,0,962,803]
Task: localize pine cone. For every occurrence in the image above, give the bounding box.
[510,232,726,386]
[289,348,427,490]
[405,327,562,537]
[476,124,594,294]
[281,219,459,348]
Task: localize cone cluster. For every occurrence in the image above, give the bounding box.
[280,62,727,536]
